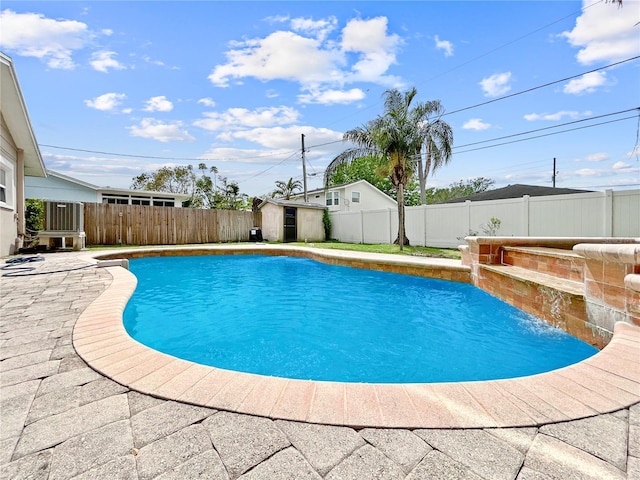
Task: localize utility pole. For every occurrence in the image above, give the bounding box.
[301,133,308,202]
[552,157,557,188]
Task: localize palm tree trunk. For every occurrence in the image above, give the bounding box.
[394,182,409,249]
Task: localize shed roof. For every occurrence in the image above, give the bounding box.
[258,197,327,210]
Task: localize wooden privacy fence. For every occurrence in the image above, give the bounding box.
[84,203,259,246]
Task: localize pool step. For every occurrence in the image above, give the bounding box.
[480,264,584,297]
[501,246,584,282]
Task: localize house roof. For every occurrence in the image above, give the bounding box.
[46,170,190,200]
[439,184,593,204]
[0,52,46,178]
[258,197,327,210]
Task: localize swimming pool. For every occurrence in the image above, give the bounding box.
[123,254,597,383]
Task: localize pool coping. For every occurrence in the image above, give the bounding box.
[73,245,640,429]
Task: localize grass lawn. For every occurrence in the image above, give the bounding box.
[87,241,461,259]
[288,241,462,259]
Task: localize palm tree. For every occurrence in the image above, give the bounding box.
[272,177,303,200]
[416,100,453,205]
[325,88,444,249]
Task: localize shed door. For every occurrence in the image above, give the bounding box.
[284,207,297,243]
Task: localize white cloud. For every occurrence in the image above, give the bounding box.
[84,92,127,112]
[290,16,337,41]
[563,71,607,95]
[434,35,453,57]
[578,153,609,162]
[574,168,600,177]
[128,118,195,142]
[612,161,632,170]
[208,16,402,91]
[143,96,174,112]
[194,106,300,131]
[218,125,343,150]
[209,31,341,87]
[561,0,640,65]
[524,111,582,121]
[462,118,491,131]
[0,9,90,69]
[479,72,512,97]
[90,50,126,73]
[298,88,366,105]
[201,126,343,168]
[342,17,402,84]
[197,98,216,108]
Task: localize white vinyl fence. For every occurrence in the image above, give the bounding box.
[330,189,640,247]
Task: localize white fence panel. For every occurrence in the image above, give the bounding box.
[613,190,640,237]
[529,192,604,236]
[331,211,362,243]
[363,209,393,244]
[469,198,526,237]
[424,203,468,247]
[405,206,426,246]
[329,189,639,246]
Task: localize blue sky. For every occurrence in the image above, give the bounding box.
[1,1,639,197]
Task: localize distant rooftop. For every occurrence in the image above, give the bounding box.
[439,184,593,204]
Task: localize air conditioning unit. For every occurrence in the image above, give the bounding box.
[44,201,84,232]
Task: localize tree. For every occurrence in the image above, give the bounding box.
[325,87,444,249]
[424,177,494,204]
[272,177,302,200]
[131,165,196,196]
[216,176,249,210]
[131,163,245,209]
[327,154,422,205]
[415,100,453,205]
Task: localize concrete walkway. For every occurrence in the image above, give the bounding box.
[1,251,638,479]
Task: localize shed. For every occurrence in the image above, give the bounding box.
[258,198,326,242]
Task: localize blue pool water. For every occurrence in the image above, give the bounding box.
[123,254,597,383]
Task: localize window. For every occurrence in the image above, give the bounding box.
[102,195,128,205]
[153,199,175,207]
[131,199,150,206]
[0,168,6,204]
[326,191,339,206]
[351,191,360,203]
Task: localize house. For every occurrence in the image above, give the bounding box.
[258,198,326,242]
[291,179,396,212]
[439,184,593,204]
[1,53,47,256]
[25,170,188,207]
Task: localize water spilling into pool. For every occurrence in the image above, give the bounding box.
[123,255,597,383]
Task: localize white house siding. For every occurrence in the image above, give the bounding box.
[292,180,396,213]
[0,118,18,255]
[25,174,98,203]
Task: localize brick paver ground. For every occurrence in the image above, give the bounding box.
[1,252,638,479]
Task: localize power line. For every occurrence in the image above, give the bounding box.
[236,151,300,185]
[453,116,636,155]
[421,0,606,85]
[38,143,298,162]
[452,108,639,149]
[444,56,640,117]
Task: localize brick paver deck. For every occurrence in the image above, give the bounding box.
[1,249,639,479]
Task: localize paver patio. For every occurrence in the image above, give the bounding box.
[1,251,639,479]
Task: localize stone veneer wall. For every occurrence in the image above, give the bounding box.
[461,237,640,348]
[574,243,640,330]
